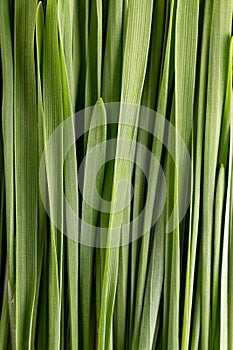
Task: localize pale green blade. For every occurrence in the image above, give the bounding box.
[29,4,47,347]
[34,4,49,347]
[97,1,124,333]
[84,0,102,142]
[166,97,180,350]
[229,36,233,345]
[58,0,75,109]
[229,125,233,349]
[80,99,107,349]
[113,207,130,350]
[220,39,233,350]
[211,165,225,349]
[217,36,233,350]
[163,95,175,350]
[81,0,103,337]
[171,0,199,347]
[42,0,65,347]
[138,215,165,350]
[76,0,89,110]
[72,0,80,109]
[59,11,80,350]
[102,0,123,103]
[190,262,201,350]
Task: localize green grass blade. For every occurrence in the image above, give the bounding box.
[172,0,199,346]
[220,39,233,349]
[80,98,107,349]
[113,207,130,350]
[76,0,89,110]
[190,262,201,350]
[34,4,49,348]
[229,36,233,343]
[172,3,200,343]
[43,0,65,347]
[58,0,75,108]
[163,95,175,350]
[138,216,165,350]
[96,0,124,336]
[218,38,233,168]
[72,1,80,109]
[84,0,102,144]
[28,4,47,347]
[102,0,123,103]
[211,165,225,348]
[58,5,80,348]
[0,1,15,345]
[229,127,233,349]
[97,1,124,332]
[220,172,231,349]
[14,1,39,347]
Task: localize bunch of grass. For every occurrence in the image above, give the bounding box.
[0,0,232,349]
